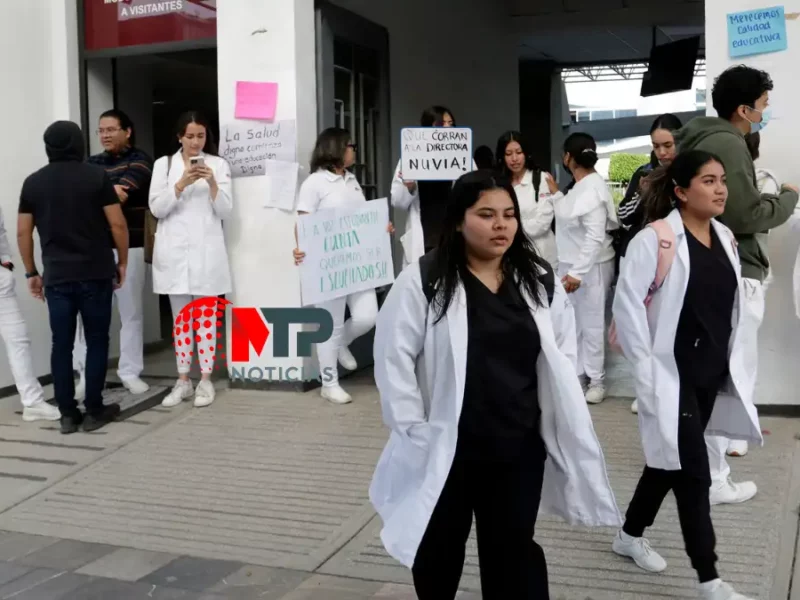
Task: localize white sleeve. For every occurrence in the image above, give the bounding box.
[549,276,578,370]
[295,177,321,213]
[0,208,13,263]
[523,184,556,239]
[148,157,180,219]
[373,263,428,435]
[390,160,417,211]
[567,199,608,279]
[211,159,233,220]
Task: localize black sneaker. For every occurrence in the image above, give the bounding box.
[83,403,121,432]
[60,412,84,435]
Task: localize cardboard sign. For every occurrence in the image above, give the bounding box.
[400,127,473,181]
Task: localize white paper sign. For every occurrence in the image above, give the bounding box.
[297,199,394,306]
[262,160,299,211]
[219,119,297,178]
[400,127,473,181]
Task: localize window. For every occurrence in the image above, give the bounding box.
[696,88,707,106]
[577,111,592,122]
[591,110,614,121]
[615,109,637,118]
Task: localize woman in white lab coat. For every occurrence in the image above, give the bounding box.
[370,169,621,599]
[149,111,233,409]
[547,132,619,404]
[611,150,762,600]
[391,106,477,267]
[495,130,558,268]
[293,127,393,405]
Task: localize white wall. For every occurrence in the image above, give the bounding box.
[0,1,81,388]
[330,0,520,157]
[706,0,800,405]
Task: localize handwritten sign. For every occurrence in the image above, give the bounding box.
[235,81,278,120]
[263,161,300,211]
[400,127,473,181]
[297,199,394,306]
[728,6,788,57]
[218,120,296,178]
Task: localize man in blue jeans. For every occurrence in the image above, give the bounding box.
[17,121,130,434]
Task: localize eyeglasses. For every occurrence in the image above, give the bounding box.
[347,143,358,151]
[97,128,121,136]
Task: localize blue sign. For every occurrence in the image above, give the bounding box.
[728,6,788,57]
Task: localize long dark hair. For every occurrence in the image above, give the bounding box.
[642,150,725,223]
[420,105,455,127]
[100,109,136,147]
[495,130,537,176]
[563,132,598,170]
[648,113,683,167]
[310,127,351,173]
[428,170,549,323]
[176,111,218,155]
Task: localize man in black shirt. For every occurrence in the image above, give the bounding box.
[17,120,129,434]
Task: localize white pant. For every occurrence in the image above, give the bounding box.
[316,289,378,387]
[73,247,146,380]
[559,259,614,385]
[170,294,218,375]
[705,277,765,485]
[0,268,46,408]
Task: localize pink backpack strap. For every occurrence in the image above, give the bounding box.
[645,219,677,297]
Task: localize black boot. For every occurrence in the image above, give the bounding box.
[60,411,84,435]
[83,403,121,432]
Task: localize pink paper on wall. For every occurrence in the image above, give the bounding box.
[235,81,278,120]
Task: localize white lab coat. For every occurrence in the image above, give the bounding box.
[369,260,622,569]
[515,169,558,267]
[613,209,763,471]
[390,159,478,268]
[148,151,233,296]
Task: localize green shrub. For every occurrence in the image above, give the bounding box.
[609,153,650,185]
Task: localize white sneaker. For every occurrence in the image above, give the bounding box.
[726,440,748,457]
[699,579,755,600]
[585,385,606,405]
[338,347,358,370]
[75,372,86,401]
[710,477,757,506]
[612,530,667,573]
[22,402,61,422]
[162,379,193,408]
[194,380,216,407]
[121,377,150,395]
[631,399,639,414]
[321,385,352,405]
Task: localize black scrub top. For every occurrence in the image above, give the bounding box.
[418,181,452,251]
[674,227,738,390]
[460,269,545,462]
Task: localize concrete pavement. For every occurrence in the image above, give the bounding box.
[0,368,797,599]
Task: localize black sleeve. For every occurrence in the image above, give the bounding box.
[618,167,648,229]
[18,180,33,214]
[98,172,121,208]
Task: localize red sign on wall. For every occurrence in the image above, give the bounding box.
[83,0,217,52]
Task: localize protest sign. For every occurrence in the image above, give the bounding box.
[219,119,297,178]
[727,6,788,57]
[297,199,394,306]
[400,127,473,181]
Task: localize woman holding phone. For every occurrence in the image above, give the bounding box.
[149,111,233,409]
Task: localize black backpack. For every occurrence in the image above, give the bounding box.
[418,250,555,307]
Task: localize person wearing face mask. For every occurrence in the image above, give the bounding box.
[370,169,621,599]
[677,65,799,495]
[495,131,558,268]
[546,133,619,405]
[611,150,762,600]
[294,128,394,406]
[149,111,233,409]
[391,106,477,267]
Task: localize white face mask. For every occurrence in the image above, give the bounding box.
[745,106,772,133]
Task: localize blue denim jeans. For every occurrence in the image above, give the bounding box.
[45,280,113,417]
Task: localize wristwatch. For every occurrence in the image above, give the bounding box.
[25,270,39,279]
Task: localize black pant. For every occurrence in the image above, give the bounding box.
[623,381,720,583]
[412,434,549,599]
[45,280,113,418]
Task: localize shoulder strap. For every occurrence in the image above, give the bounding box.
[645,219,677,292]
[533,169,541,201]
[167,154,173,171]
[418,250,437,304]
[538,261,555,306]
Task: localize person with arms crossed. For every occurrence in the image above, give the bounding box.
[18,121,128,434]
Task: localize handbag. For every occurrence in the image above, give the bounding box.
[144,154,172,265]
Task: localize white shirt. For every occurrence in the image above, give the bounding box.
[296,169,366,213]
[553,172,618,279]
[513,169,557,266]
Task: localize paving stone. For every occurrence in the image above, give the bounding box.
[14,539,118,571]
[0,570,89,600]
[140,556,244,592]
[278,574,383,600]
[75,547,178,581]
[70,577,197,599]
[0,532,58,561]
[208,565,310,599]
[0,561,31,586]
[373,582,417,598]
